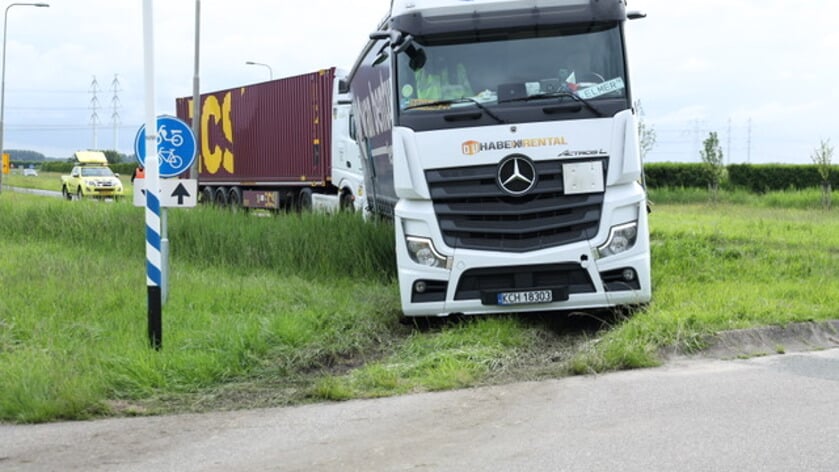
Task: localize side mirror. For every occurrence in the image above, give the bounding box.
[338,78,349,94]
[394,34,414,53]
[373,47,389,66]
[369,31,390,41]
[369,30,404,45]
[627,10,647,20]
[407,45,426,70]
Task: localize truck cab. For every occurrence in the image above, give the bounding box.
[349,0,651,317]
[329,72,366,212]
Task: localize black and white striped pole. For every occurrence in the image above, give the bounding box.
[142,0,162,350]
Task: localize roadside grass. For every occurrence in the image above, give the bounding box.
[0,193,400,422]
[569,187,839,373]
[649,186,837,210]
[2,171,133,196]
[2,171,66,192]
[1,187,838,422]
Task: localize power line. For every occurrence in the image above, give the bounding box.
[89,76,101,149]
[5,88,95,94]
[6,106,91,110]
[726,118,732,165]
[747,118,752,163]
[111,74,122,152]
[6,124,141,131]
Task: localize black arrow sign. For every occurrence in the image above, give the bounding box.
[171,183,191,205]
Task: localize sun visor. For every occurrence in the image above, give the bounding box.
[391,0,626,36]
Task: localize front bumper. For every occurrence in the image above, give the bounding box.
[395,189,651,317]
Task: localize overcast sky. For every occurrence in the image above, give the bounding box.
[3,0,837,164]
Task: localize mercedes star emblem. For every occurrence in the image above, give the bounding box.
[497,154,537,196]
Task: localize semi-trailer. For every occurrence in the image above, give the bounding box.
[175,67,364,211]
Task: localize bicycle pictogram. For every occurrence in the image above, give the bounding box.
[157,148,183,170]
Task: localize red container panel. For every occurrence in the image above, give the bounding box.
[176,68,335,185]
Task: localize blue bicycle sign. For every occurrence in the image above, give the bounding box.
[134,115,197,178]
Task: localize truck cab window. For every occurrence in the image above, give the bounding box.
[395,23,628,129]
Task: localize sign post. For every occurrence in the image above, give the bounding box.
[141,1,197,349]
[142,0,161,350]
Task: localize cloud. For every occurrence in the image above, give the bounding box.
[649,105,709,126]
[679,57,712,73]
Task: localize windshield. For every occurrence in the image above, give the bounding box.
[81,167,114,177]
[395,23,628,127]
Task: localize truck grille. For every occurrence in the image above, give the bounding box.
[425,158,606,252]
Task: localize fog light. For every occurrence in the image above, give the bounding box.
[622,268,636,281]
[597,222,638,258]
[406,236,451,269]
[414,280,427,293]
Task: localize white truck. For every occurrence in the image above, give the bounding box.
[348,0,651,317]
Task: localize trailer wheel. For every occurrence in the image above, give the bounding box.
[297,188,313,211]
[200,186,214,205]
[228,187,243,211]
[214,187,228,206]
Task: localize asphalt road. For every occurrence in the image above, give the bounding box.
[3,348,839,472]
[2,186,62,198]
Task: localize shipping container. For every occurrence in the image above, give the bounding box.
[175,67,364,211]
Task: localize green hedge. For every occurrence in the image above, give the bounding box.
[643,163,708,189]
[20,159,839,193]
[37,161,138,176]
[644,163,838,192]
[727,164,838,193]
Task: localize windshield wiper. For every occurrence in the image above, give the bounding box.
[503,91,604,117]
[404,97,504,124]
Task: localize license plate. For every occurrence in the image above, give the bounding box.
[496,289,553,306]
[563,160,604,195]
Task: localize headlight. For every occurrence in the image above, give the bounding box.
[596,222,638,258]
[406,236,451,269]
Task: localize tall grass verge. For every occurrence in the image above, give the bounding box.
[649,186,839,209]
[170,207,396,282]
[0,194,400,422]
[3,189,839,422]
[570,200,839,372]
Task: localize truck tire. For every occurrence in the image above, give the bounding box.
[228,187,243,211]
[214,187,228,206]
[339,190,355,212]
[297,187,313,211]
[76,187,84,200]
[62,186,72,201]
[200,187,214,205]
